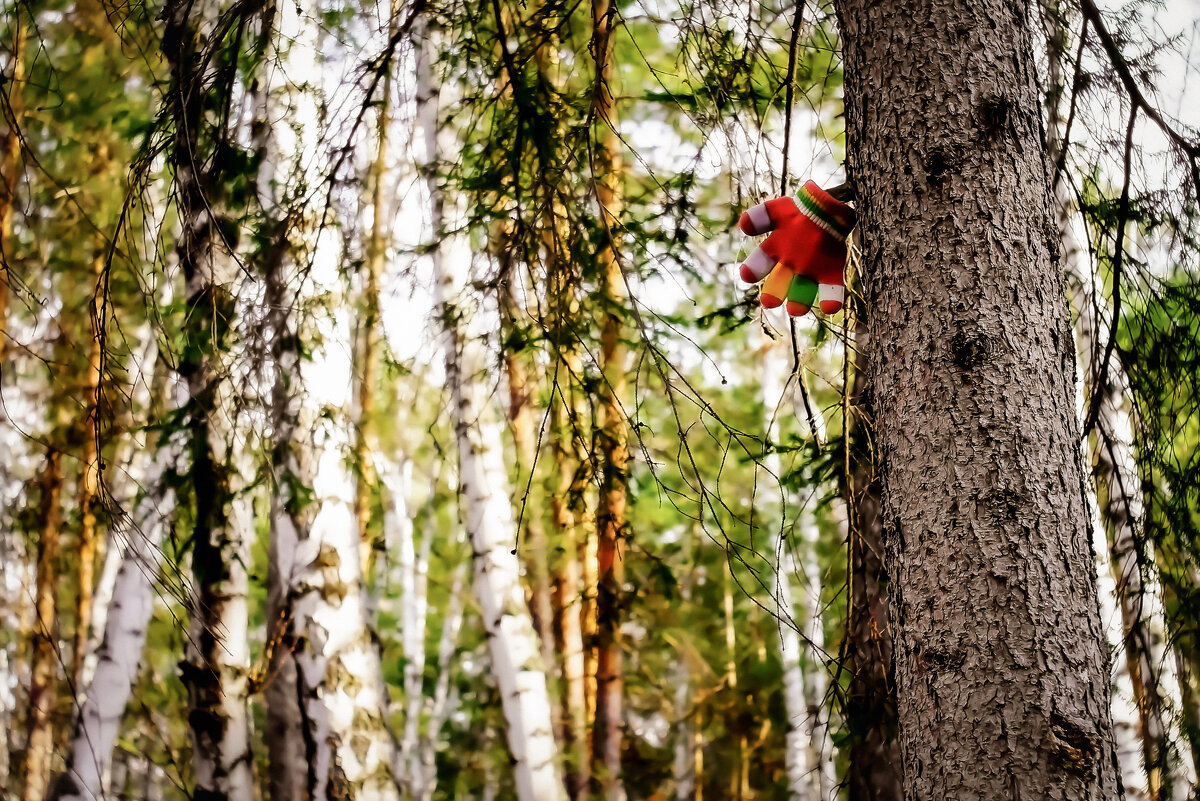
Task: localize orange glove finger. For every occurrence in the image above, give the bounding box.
[760,263,793,309]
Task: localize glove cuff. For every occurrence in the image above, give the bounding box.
[793,181,856,242]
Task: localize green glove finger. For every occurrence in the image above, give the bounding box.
[786,274,818,316]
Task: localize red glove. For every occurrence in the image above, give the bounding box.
[737,181,856,316]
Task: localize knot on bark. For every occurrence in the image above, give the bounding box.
[949,329,998,370]
[976,94,1013,141]
[923,146,961,184]
[1046,711,1097,777]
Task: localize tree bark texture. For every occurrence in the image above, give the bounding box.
[834,1,1120,798]
[73,251,105,689]
[589,0,628,793]
[23,451,63,801]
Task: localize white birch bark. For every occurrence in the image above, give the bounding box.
[261,3,399,797]
[414,557,468,801]
[384,461,431,792]
[796,509,835,801]
[758,333,814,801]
[52,426,182,801]
[417,26,565,801]
[1062,181,1194,799]
[51,320,176,801]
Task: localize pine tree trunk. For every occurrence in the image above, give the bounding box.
[0,22,20,371]
[834,0,1120,796]
[843,314,904,801]
[23,451,63,801]
[499,281,558,679]
[72,251,104,688]
[419,27,566,800]
[589,0,628,793]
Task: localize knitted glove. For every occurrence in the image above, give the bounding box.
[737,181,856,316]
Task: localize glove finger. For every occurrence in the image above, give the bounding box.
[739,244,777,283]
[760,263,793,309]
[738,200,777,236]
[818,282,845,314]
[786,274,818,317]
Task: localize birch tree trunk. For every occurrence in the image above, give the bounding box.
[51,422,181,801]
[415,558,468,801]
[419,26,566,801]
[834,0,1120,796]
[385,462,431,792]
[758,335,813,801]
[162,0,254,794]
[260,4,400,797]
[797,510,836,801]
[259,3,401,790]
[1071,237,1196,800]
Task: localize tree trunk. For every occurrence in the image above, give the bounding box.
[353,9,392,575]
[834,0,1120,797]
[50,428,179,801]
[499,278,558,681]
[589,0,628,793]
[1081,293,1195,800]
[162,0,255,794]
[386,462,430,793]
[842,312,904,801]
[415,558,468,801]
[797,508,836,801]
[758,335,813,801]
[419,25,566,800]
[72,251,105,688]
[0,24,25,785]
[23,451,63,801]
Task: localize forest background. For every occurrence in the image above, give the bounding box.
[1,0,1200,798]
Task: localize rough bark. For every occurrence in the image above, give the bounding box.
[842,317,903,801]
[420,25,566,799]
[162,0,255,794]
[23,451,63,801]
[589,0,628,792]
[833,1,1121,797]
